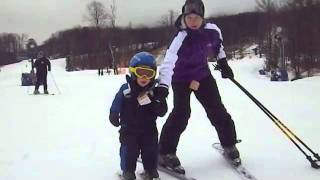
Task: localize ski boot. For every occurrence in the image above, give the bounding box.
[140,169,160,180]
[223,145,241,167]
[44,90,49,94]
[158,154,185,174]
[121,171,136,180]
[33,89,40,95]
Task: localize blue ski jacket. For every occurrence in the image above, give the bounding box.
[110,80,167,135]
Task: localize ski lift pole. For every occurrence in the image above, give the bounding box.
[213,64,320,169]
[49,71,61,94]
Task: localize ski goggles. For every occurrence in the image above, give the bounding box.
[129,66,156,80]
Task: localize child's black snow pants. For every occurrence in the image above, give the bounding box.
[120,132,158,172]
[159,75,237,155]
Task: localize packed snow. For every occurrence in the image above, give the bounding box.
[0,56,319,180]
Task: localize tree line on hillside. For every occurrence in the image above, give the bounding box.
[42,26,172,69]
[45,0,177,71]
[1,0,319,78]
[279,0,320,77]
[0,33,28,65]
[210,0,320,78]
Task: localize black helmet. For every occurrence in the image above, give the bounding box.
[182,0,205,18]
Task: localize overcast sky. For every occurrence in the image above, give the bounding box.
[1,0,258,44]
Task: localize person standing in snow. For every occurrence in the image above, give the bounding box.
[109,52,168,180]
[155,0,241,174]
[33,51,51,94]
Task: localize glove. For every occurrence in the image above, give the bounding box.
[217,58,234,79]
[152,99,168,117]
[154,85,169,100]
[109,112,120,127]
[152,85,169,117]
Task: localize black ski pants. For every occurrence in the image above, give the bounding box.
[35,72,48,91]
[159,75,237,155]
[119,132,158,172]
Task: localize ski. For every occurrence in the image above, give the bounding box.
[29,93,55,95]
[137,158,197,180]
[116,171,125,180]
[116,171,124,180]
[212,143,258,180]
[137,171,160,180]
[116,171,144,180]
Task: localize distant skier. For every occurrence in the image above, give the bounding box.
[109,52,168,180]
[155,0,241,174]
[33,51,51,94]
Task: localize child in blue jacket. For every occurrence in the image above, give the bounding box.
[109,52,167,180]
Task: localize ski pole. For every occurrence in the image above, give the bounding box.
[213,64,320,169]
[27,84,31,94]
[229,77,320,169]
[49,71,61,94]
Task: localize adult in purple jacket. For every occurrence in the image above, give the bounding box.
[155,0,241,174]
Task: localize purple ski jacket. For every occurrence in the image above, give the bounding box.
[159,23,227,86]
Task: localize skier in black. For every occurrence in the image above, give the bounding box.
[33,51,51,94]
[109,52,168,180]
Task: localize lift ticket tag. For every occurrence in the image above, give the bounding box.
[137,93,151,105]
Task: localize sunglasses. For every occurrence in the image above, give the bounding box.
[129,66,156,80]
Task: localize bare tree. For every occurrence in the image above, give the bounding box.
[169,10,177,27]
[84,1,110,28]
[159,15,169,27]
[256,0,278,12]
[256,0,278,70]
[0,33,26,65]
[157,10,178,45]
[83,1,111,74]
[158,10,178,27]
[281,0,320,78]
[109,0,117,28]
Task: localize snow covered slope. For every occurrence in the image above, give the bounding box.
[0,57,319,180]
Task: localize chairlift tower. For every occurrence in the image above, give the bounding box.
[26,38,38,71]
[108,42,118,75]
[274,27,288,81]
